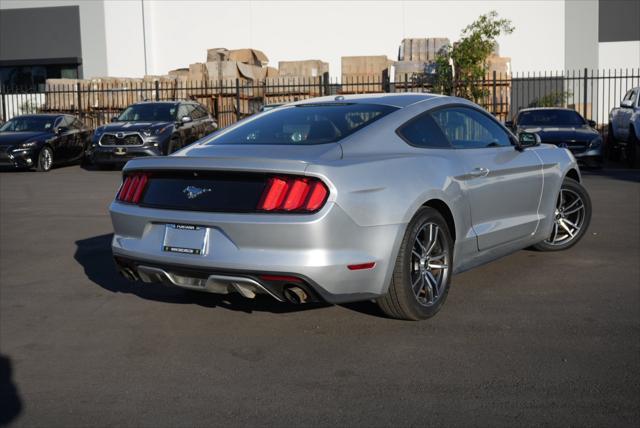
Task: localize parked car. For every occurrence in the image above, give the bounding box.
[607,87,640,167]
[109,94,591,321]
[506,108,603,168]
[88,101,217,167]
[0,113,92,172]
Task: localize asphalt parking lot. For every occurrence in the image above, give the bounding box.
[0,165,639,427]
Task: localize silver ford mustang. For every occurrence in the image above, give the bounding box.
[110,93,591,320]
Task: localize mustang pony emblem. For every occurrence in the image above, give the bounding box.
[183,186,212,199]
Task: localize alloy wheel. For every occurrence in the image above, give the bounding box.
[545,188,586,246]
[410,222,450,307]
[41,148,52,171]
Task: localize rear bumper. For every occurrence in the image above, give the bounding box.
[109,201,406,303]
[89,145,162,164]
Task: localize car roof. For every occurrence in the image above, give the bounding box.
[517,107,580,113]
[291,93,443,108]
[131,101,182,106]
[14,113,66,118]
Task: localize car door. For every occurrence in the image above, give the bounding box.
[67,118,85,160]
[196,104,217,137]
[618,89,636,140]
[51,116,70,161]
[431,106,543,251]
[176,104,196,148]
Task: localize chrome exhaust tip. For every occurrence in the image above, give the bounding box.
[118,267,139,282]
[283,286,308,304]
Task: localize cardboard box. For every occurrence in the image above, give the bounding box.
[341,56,393,93]
[45,79,95,110]
[486,54,511,77]
[206,48,230,62]
[395,61,427,83]
[265,76,323,95]
[205,60,266,96]
[228,48,269,67]
[398,38,449,62]
[278,60,329,77]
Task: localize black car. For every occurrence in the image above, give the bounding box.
[0,114,92,172]
[506,108,603,168]
[88,101,217,167]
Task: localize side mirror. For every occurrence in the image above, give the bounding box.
[111,116,119,122]
[181,116,193,124]
[56,126,69,135]
[517,132,541,150]
[621,100,634,108]
[587,119,597,128]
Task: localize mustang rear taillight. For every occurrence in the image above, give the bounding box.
[117,173,149,204]
[258,176,329,213]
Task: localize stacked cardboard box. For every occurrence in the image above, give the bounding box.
[398,38,449,62]
[265,60,328,96]
[341,55,394,93]
[395,61,427,83]
[481,54,512,119]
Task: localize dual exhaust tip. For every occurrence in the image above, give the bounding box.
[117,265,310,304]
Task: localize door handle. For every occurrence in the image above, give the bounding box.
[470,167,490,177]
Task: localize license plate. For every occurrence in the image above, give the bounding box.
[162,224,209,255]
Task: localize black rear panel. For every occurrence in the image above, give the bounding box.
[138,171,268,212]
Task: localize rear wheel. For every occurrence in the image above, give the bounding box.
[377,207,453,321]
[35,146,53,172]
[533,178,591,251]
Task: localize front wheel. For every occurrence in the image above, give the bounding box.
[377,207,453,321]
[35,146,53,172]
[533,178,591,251]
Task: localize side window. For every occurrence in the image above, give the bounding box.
[196,105,209,119]
[397,113,451,148]
[177,104,193,119]
[430,107,512,149]
[73,119,85,129]
[57,116,71,129]
[623,90,634,101]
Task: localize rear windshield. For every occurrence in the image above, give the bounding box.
[517,109,586,126]
[209,103,398,145]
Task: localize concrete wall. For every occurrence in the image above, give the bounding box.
[564,0,598,71]
[0,0,108,78]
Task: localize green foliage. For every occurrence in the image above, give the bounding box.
[528,91,572,107]
[434,11,514,100]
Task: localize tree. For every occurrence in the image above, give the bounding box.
[433,11,514,100]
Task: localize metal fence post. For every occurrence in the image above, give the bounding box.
[76,82,82,116]
[492,70,497,114]
[583,67,588,118]
[319,74,323,97]
[0,84,7,122]
[155,80,160,101]
[235,79,241,121]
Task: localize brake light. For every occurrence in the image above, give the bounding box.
[257,176,329,213]
[117,173,149,203]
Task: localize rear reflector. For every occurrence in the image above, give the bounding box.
[259,274,303,284]
[117,173,149,203]
[347,262,376,270]
[258,176,328,213]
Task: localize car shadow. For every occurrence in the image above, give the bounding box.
[74,233,332,315]
[582,166,640,183]
[0,354,23,426]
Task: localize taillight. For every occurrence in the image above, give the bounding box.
[257,176,329,213]
[116,173,149,204]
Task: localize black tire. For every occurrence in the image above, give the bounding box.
[626,128,639,168]
[605,124,616,161]
[35,146,53,172]
[533,177,591,252]
[376,207,453,321]
[165,137,180,155]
